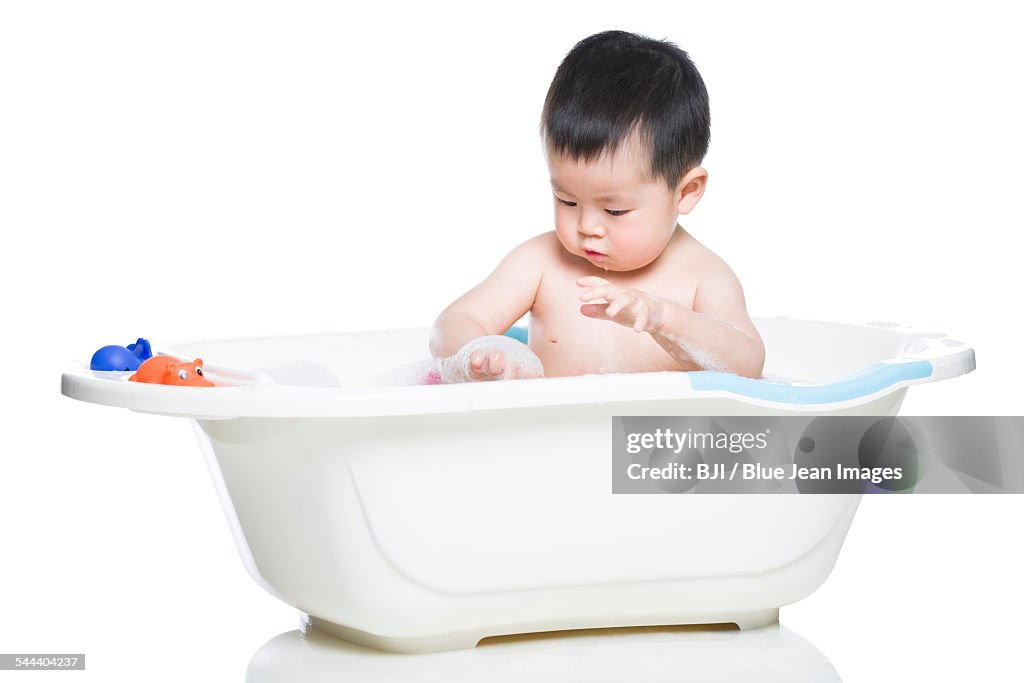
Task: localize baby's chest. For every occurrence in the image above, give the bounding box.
[534,267,698,322]
[528,270,699,376]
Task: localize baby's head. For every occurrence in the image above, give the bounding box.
[541,30,710,271]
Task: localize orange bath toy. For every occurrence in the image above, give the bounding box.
[129,355,215,387]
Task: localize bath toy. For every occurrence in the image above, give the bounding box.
[127,338,152,360]
[90,337,153,372]
[129,355,214,387]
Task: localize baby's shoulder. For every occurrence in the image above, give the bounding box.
[669,230,737,282]
[669,231,750,313]
[500,231,564,270]
[483,232,565,295]
[523,230,564,254]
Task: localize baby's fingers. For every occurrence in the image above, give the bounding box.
[468,349,505,379]
[580,302,609,319]
[633,307,649,333]
[469,350,485,371]
[604,292,637,319]
[487,350,505,376]
[579,284,622,303]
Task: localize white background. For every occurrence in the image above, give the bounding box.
[2,1,1022,680]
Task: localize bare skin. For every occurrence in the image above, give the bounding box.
[430,137,765,381]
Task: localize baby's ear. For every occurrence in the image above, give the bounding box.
[676,166,708,215]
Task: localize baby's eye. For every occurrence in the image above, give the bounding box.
[605,209,631,216]
[556,197,577,207]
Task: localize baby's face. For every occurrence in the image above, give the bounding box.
[547,139,681,272]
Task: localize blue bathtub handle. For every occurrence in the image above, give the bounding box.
[688,327,975,405]
[688,360,933,404]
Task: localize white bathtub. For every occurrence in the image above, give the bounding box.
[61,317,975,653]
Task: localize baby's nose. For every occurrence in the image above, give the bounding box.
[578,212,607,237]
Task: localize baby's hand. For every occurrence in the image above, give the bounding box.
[577,276,665,333]
[436,335,545,383]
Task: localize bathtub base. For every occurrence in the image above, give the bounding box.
[301,608,780,653]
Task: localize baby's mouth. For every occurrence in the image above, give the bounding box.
[584,248,606,260]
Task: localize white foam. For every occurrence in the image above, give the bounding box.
[660,331,729,373]
[436,335,545,383]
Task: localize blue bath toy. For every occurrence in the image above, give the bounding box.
[90,338,154,371]
[127,338,152,359]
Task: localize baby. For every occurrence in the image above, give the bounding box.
[430,30,765,382]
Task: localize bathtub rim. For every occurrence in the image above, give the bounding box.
[60,316,975,419]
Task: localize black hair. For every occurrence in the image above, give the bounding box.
[541,30,710,189]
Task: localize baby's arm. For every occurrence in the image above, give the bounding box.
[429,236,547,381]
[578,266,765,378]
[655,268,765,378]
